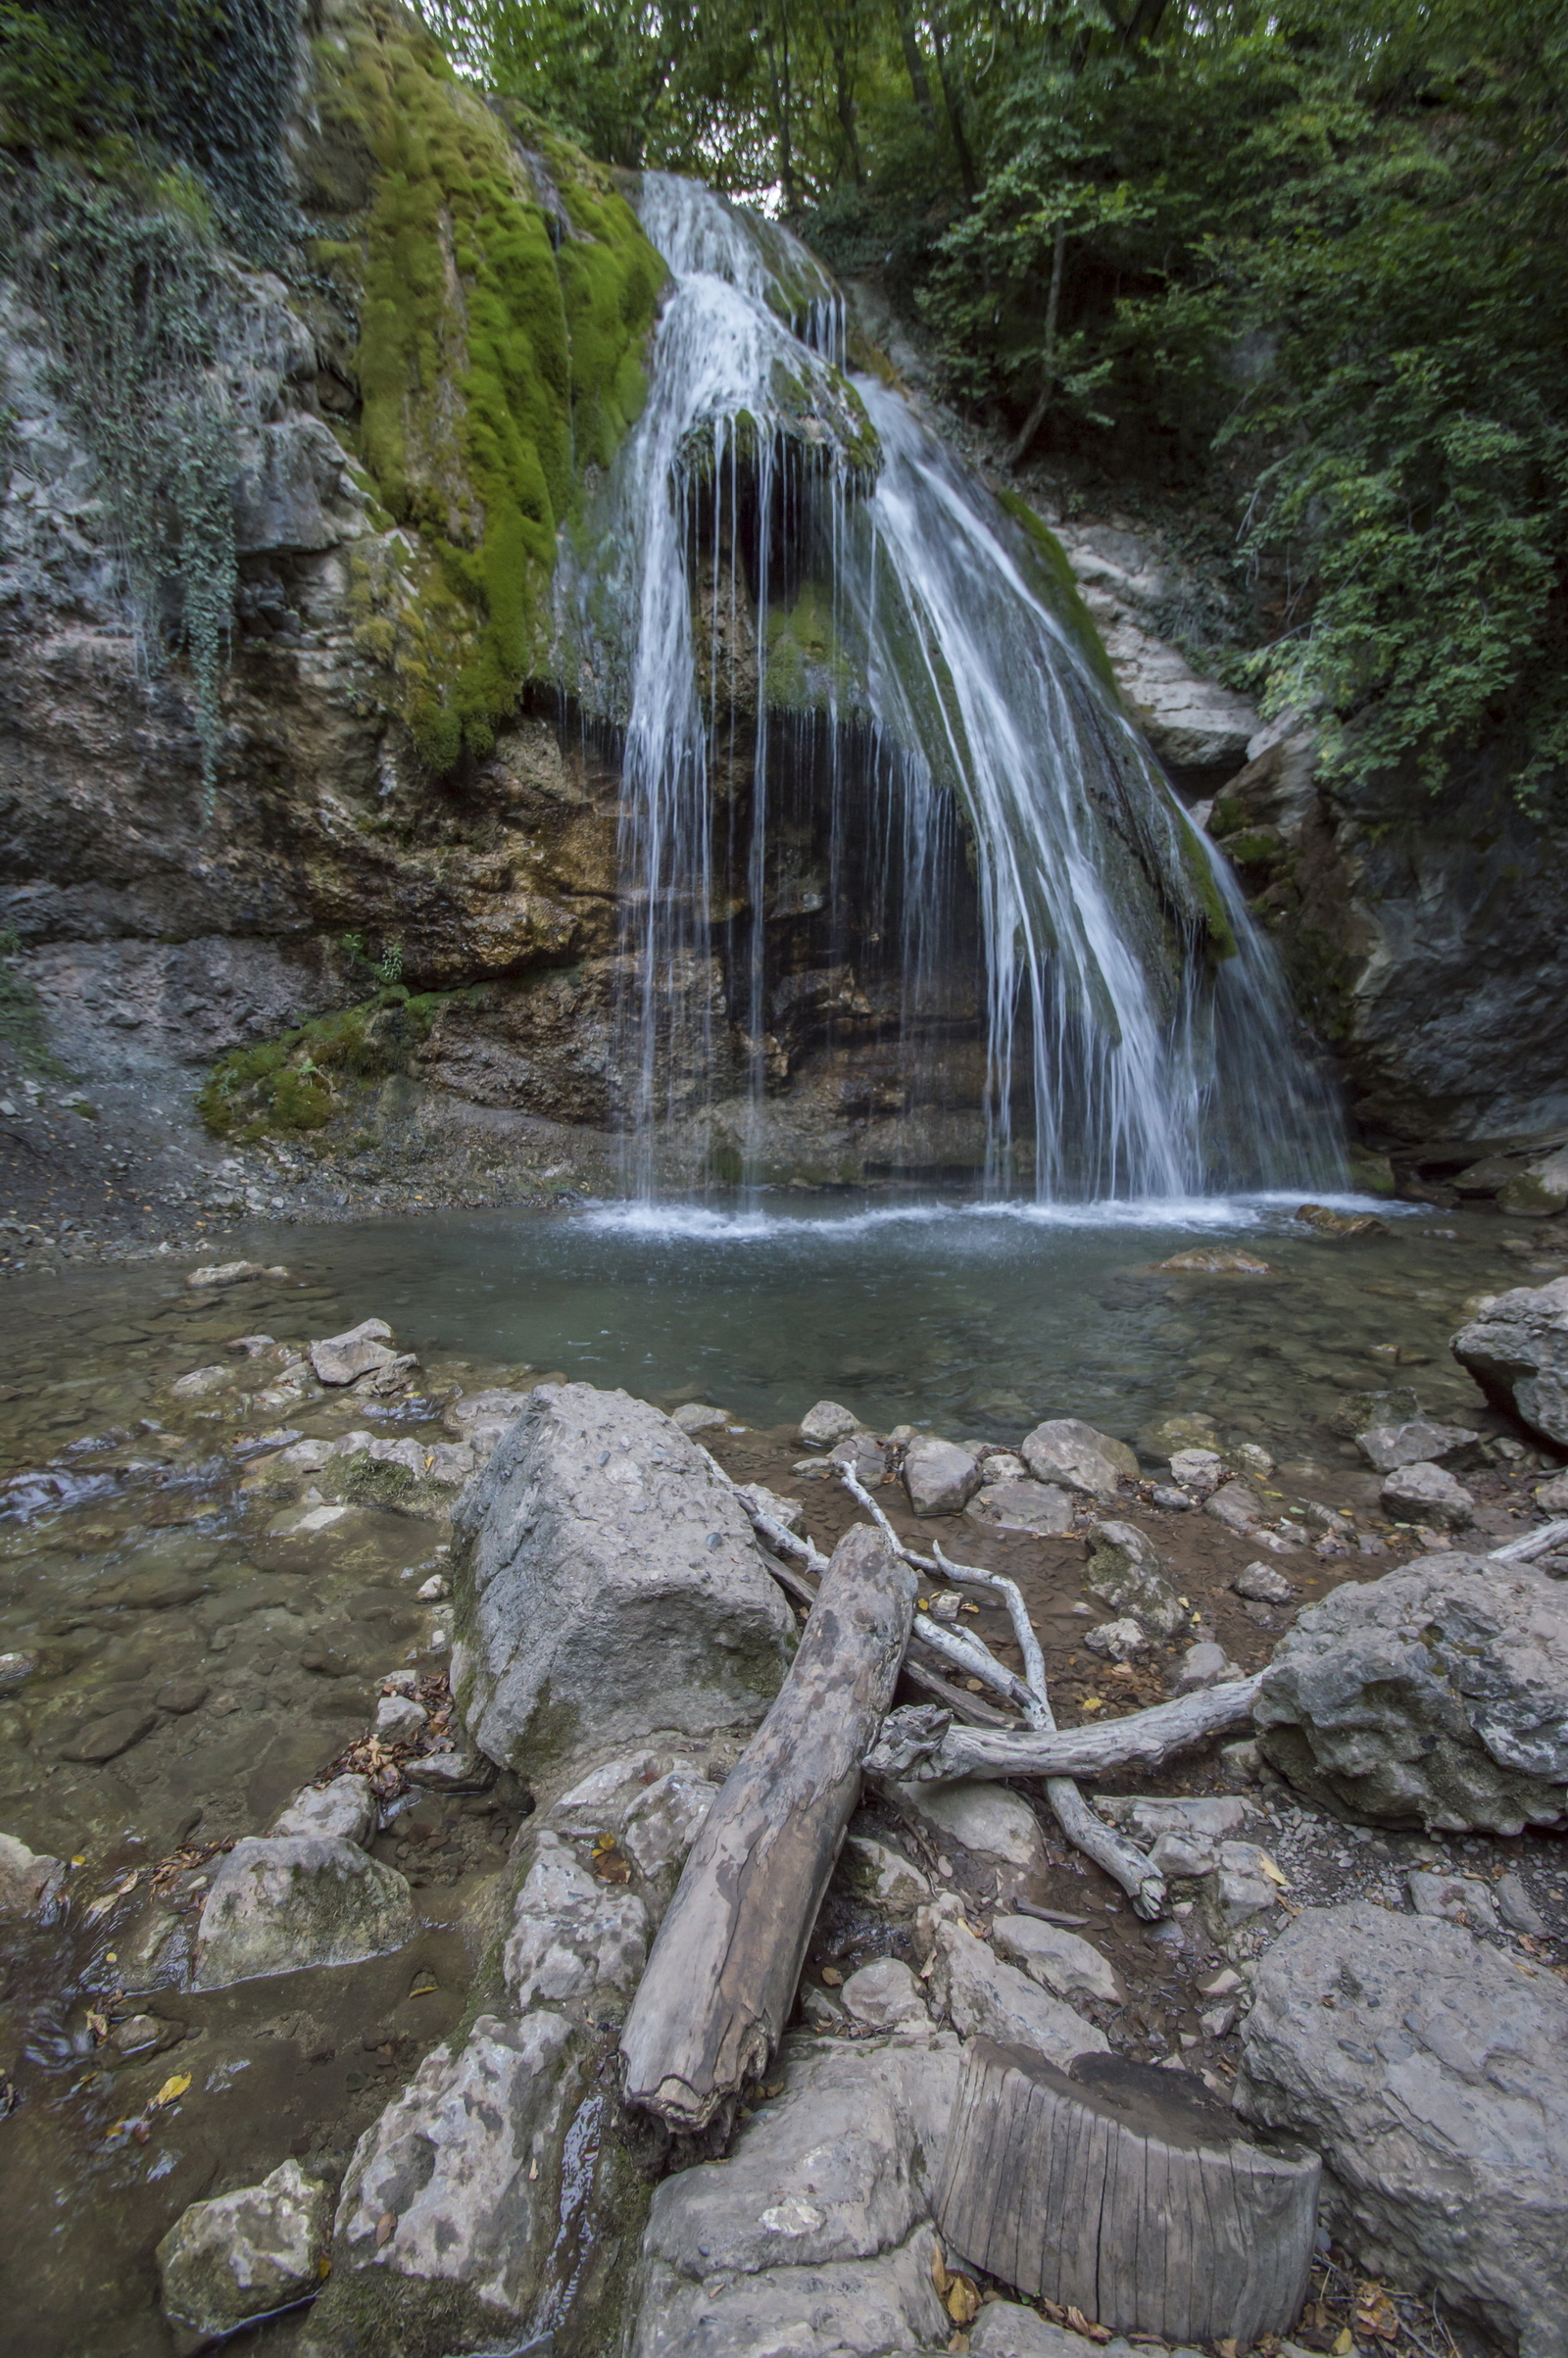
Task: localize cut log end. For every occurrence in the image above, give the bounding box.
[936,2038,1320,2345]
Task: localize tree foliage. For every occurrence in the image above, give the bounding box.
[417,0,1568,802]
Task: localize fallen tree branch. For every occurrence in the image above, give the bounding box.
[706,1450,1017,1727]
[619,1523,915,2141]
[864,1675,1264,1785]
[1491,1516,1568,1564]
[928,1538,1165,1920]
[840,1470,1165,1918]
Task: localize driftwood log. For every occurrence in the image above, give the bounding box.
[936,2039,1320,2344]
[618,1522,916,2139]
[865,1676,1262,1784]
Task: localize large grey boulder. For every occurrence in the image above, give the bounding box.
[1021,1418,1136,1503]
[929,1920,1108,2068]
[1237,1901,1568,2358]
[903,1435,981,1515]
[991,1914,1124,2006]
[889,1779,1049,1878]
[269,1774,375,1845]
[193,1836,416,1989]
[331,2011,582,2321]
[309,1318,397,1387]
[1254,1560,1568,1833]
[631,2031,958,2357]
[1452,1276,1568,1448]
[1085,1520,1184,1639]
[158,2159,332,2338]
[450,1384,796,1776]
[966,1478,1075,1536]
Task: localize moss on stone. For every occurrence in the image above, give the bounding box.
[1171,808,1240,964]
[309,4,665,769]
[994,486,1119,696]
[197,984,459,1140]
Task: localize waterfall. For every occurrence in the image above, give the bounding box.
[557,173,1343,1204]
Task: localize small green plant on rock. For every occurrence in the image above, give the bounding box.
[198,985,463,1142]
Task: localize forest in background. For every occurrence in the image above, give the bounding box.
[0,0,1565,810]
[416,0,1568,807]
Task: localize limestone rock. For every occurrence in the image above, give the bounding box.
[1169,1447,1225,1492]
[1452,1277,1568,1448]
[0,1829,62,1917]
[1084,1521,1183,1639]
[826,1429,888,1485]
[639,2030,959,2281]
[903,1435,981,1516]
[1254,1558,1568,1832]
[1406,1869,1498,1933]
[1233,1560,1295,1604]
[1205,1478,1263,1532]
[1356,1418,1479,1473]
[1295,1204,1388,1240]
[633,2223,949,2358]
[991,1915,1124,2005]
[270,1774,375,1845]
[1380,1460,1474,1530]
[890,1779,1048,1876]
[1021,1418,1136,1502]
[931,1920,1107,2068]
[450,1384,795,1776]
[1538,1470,1568,1512]
[309,1318,397,1386]
[672,1401,729,1433]
[1237,1901,1568,2358]
[158,2159,331,2337]
[800,1400,859,1446]
[193,1835,416,1989]
[735,1479,805,1534]
[333,2011,581,2318]
[966,1478,1075,1536]
[620,1768,719,1886]
[840,1958,930,2032]
[503,1832,649,2010]
[375,1692,428,1742]
[836,1834,932,1915]
[1497,1145,1568,1217]
[1083,1616,1149,1660]
[442,1387,536,1461]
[1096,1794,1249,1844]
[1175,1639,1242,1692]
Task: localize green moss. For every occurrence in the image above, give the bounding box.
[1171,809,1240,964]
[197,985,458,1140]
[995,486,1119,695]
[311,7,665,768]
[763,575,856,712]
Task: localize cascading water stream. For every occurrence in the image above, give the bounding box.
[563,172,1344,1205]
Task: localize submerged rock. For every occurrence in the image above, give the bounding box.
[158,2159,332,2338]
[1254,1558,1568,1832]
[442,1387,536,1460]
[1237,1901,1568,2358]
[1452,1275,1568,1448]
[451,1383,795,1777]
[193,1835,416,1989]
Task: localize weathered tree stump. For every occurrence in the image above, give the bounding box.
[935,2039,1319,2344]
[619,1522,916,2142]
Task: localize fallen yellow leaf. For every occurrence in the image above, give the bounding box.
[1333,2331,1354,2355]
[150,2073,191,2111]
[946,2276,981,2326]
[1258,1853,1290,1889]
[1081,1695,1103,1713]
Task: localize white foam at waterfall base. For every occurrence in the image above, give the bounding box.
[568,172,1346,1207]
[577,1190,1404,1249]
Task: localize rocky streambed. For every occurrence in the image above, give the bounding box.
[0,1226,1564,2358]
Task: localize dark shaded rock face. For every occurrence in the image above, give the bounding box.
[1210,715,1568,1145]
